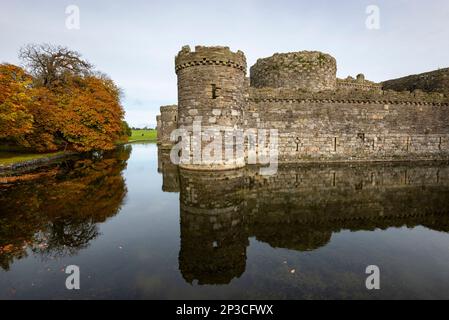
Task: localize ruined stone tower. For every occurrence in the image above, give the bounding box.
[157,105,178,149]
[250,51,337,92]
[175,46,247,170]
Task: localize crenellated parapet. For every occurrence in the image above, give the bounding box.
[337,74,382,92]
[175,45,247,74]
[248,87,449,106]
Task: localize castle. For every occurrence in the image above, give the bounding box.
[157,45,449,170]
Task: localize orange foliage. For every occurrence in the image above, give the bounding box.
[0,63,126,153]
[0,64,34,139]
[56,75,125,152]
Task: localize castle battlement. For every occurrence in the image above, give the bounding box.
[175,45,246,74]
[157,45,449,167]
[248,86,449,106]
[337,74,382,92]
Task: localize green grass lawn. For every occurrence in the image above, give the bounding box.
[0,151,65,166]
[129,129,157,142]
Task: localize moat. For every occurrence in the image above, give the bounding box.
[1,142,449,299]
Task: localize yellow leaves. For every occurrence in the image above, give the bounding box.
[1,63,125,153]
[0,64,35,139]
[0,244,15,253]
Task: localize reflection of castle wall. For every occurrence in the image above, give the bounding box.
[178,169,248,285]
[157,148,179,193]
[162,154,449,284]
[245,164,449,250]
[245,163,449,222]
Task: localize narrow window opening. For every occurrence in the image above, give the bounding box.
[357,133,365,142]
[439,137,442,150]
[211,84,220,99]
[333,137,337,152]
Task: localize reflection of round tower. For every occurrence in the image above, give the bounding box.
[175,45,247,170]
[178,169,248,285]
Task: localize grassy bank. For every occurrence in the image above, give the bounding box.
[128,129,157,142]
[0,151,65,167]
[0,129,157,168]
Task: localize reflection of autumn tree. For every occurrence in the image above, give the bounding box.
[0,145,131,270]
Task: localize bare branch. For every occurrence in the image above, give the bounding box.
[19,43,93,88]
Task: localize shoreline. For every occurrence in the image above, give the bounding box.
[0,140,157,176]
[0,151,79,176]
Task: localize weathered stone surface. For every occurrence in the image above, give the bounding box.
[156,105,178,149]
[382,68,449,94]
[156,45,449,167]
[250,51,337,92]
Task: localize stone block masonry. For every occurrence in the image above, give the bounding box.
[156,105,178,149]
[156,45,449,168]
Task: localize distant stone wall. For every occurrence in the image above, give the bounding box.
[157,105,178,148]
[250,51,337,92]
[337,74,382,92]
[383,68,449,94]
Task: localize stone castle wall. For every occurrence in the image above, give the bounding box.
[246,87,449,162]
[382,68,449,94]
[250,51,337,92]
[156,45,449,166]
[156,105,178,149]
[337,74,382,92]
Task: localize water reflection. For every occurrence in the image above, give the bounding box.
[2,145,449,297]
[0,146,131,270]
[156,148,449,285]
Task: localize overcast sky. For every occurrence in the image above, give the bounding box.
[1,0,448,127]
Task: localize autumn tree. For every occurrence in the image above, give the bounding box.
[55,74,126,152]
[0,64,34,140]
[14,44,128,152]
[19,44,93,88]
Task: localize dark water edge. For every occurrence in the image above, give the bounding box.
[1,143,449,300]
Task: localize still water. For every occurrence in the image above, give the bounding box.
[1,143,449,299]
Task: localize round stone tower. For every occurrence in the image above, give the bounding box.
[175,45,247,170]
[250,51,337,92]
